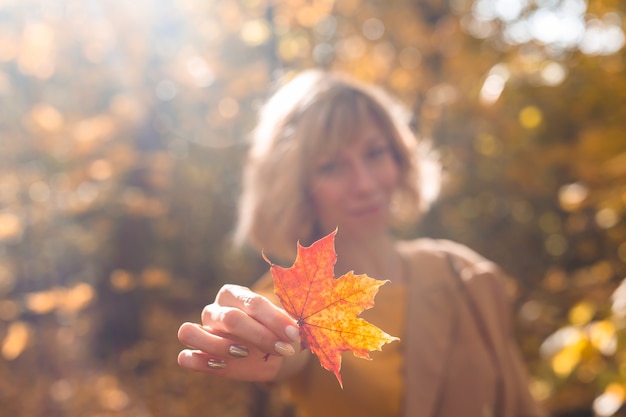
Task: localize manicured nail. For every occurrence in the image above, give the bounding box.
[274,341,295,356]
[207,359,227,369]
[285,325,300,343]
[228,344,249,358]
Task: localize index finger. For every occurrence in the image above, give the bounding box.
[210,284,300,344]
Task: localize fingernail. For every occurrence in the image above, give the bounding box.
[274,341,295,356]
[285,325,300,343]
[207,359,227,369]
[228,344,249,358]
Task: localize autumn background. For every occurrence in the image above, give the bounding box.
[0,0,625,416]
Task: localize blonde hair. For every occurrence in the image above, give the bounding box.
[234,69,438,261]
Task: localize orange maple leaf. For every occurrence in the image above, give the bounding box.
[263,228,399,388]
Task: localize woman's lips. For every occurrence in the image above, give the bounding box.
[349,203,385,217]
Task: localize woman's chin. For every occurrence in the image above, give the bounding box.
[337,220,389,241]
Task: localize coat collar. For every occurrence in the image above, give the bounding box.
[397,241,462,417]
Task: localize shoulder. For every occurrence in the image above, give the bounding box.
[397,237,493,269]
[397,238,514,299]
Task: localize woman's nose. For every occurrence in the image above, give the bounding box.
[349,161,376,192]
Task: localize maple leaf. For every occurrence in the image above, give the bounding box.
[263,228,399,388]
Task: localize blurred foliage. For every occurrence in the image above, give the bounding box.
[0,0,625,416]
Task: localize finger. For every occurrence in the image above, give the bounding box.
[177,349,282,382]
[178,322,254,359]
[201,305,297,357]
[212,284,300,342]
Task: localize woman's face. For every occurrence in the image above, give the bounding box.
[308,118,400,241]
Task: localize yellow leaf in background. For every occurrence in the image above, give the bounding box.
[541,325,589,377]
[25,289,59,314]
[24,284,95,315]
[604,383,625,398]
[551,342,586,377]
[519,105,543,129]
[60,283,95,313]
[2,321,30,360]
[73,115,116,145]
[30,103,64,133]
[569,301,596,325]
[604,151,626,179]
[110,269,136,292]
[588,320,617,355]
[141,267,172,289]
[96,375,129,411]
[0,212,23,241]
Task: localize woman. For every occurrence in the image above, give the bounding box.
[177,69,547,417]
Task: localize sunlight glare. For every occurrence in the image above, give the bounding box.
[494,0,526,22]
[467,0,626,56]
[540,61,566,86]
[240,18,271,46]
[558,182,588,211]
[594,387,624,417]
[580,14,625,55]
[0,212,23,241]
[529,8,584,48]
[1,321,30,360]
[595,207,619,229]
[588,320,617,355]
[186,55,215,87]
[479,64,509,105]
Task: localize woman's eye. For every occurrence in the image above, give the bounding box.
[315,160,339,175]
[367,146,390,160]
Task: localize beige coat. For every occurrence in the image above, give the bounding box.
[398,238,548,417]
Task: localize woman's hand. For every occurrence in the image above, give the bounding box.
[177,284,303,382]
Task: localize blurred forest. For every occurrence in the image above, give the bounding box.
[1,0,626,416]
